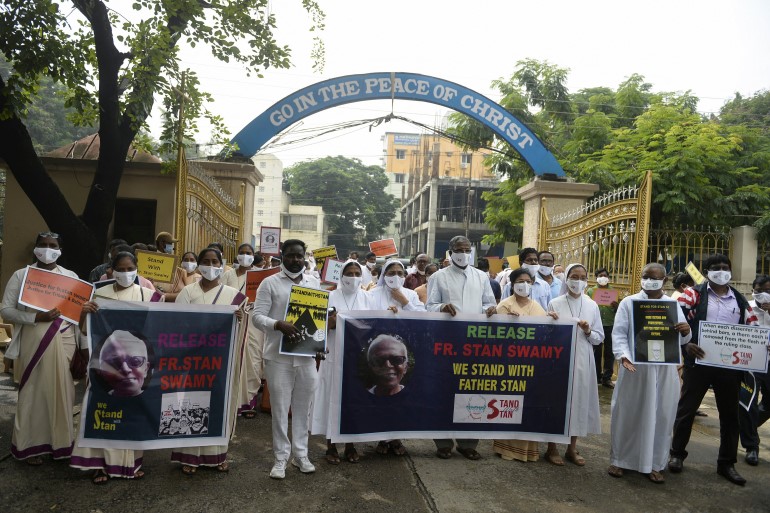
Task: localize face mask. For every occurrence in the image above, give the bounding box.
[281,263,304,279]
[417,269,426,275]
[513,282,532,297]
[753,292,770,305]
[707,270,731,286]
[181,261,197,273]
[641,278,664,291]
[34,247,62,264]
[567,279,587,294]
[199,265,224,281]
[502,263,510,269]
[521,263,540,277]
[384,275,405,289]
[451,252,472,268]
[164,244,174,254]
[366,261,375,269]
[237,254,254,267]
[539,265,553,276]
[341,276,362,292]
[554,272,565,281]
[596,277,610,286]
[113,271,137,288]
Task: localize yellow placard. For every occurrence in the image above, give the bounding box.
[135,250,179,283]
[684,261,705,285]
[486,257,504,275]
[312,245,338,272]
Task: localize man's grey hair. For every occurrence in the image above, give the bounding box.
[643,262,666,274]
[449,235,471,251]
[367,334,408,363]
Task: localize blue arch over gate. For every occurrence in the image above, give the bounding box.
[231,72,564,177]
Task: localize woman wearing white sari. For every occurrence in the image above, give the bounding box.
[1,232,83,465]
[545,263,603,466]
[172,247,247,475]
[222,243,264,418]
[70,251,163,483]
[312,259,372,464]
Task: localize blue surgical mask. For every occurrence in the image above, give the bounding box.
[164,244,174,254]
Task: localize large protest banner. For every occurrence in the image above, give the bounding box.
[280,285,329,357]
[697,321,770,373]
[18,266,94,324]
[328,312,576,443]
[78,302,239,450]
[631,300,681,365]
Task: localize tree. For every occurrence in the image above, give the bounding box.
[283,156,398,256]
[0,1,324,277]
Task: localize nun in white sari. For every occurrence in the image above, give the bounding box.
[545,263,603,466]
[368,260,426,312]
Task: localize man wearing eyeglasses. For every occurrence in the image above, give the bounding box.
[367,335,409,396]
[98,330,151,397]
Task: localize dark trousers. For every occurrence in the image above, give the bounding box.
[671,365,742,465]
[594,326,614,381]
[739,372,770,451]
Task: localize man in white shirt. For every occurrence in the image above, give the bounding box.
[253,239,321,479]
[500,248,551,310]
[426,235,496,460]
[361,252,377,286]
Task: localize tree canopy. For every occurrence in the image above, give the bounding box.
[0,0,324,277]
[283,156,398,256]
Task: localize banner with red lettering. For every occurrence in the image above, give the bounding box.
[78,302,238,449]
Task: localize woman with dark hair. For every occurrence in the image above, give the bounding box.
[1,232,83,466]
[172,247,246,476]
[164,251,202,302]
[70,251,163,483]
[222,243,265,419]
[670,272,695,300]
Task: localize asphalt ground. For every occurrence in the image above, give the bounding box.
[1,368,769,513]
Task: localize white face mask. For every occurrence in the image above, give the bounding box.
[113,270,137,288]
[199,265,224,281]
[513,282,532,297]
[707,270,731,286]
[554,272,565,282]
[164,244,174,254]
[451,251,472,268]
[340,276,362,293]
[539,265,553,276]
[521,263,540,277]
[596,276,610,286]
[181,261,198,273]
[641,278,664,291]
[417,269,426,275]
[237,254,254,267]
[34,247,61,264]
[385,275,405,289]
[281,263,304,279]
[567,279,587,294]
[753,292,770,305]
[366,261,376,269]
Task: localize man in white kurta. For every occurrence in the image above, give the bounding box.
[609,271,691,479]
[252,239,320,479]
[426,236,497,459]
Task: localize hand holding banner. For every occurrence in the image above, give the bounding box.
[18,266,94,324]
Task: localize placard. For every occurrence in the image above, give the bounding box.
[280,285,329,357]
[312,245,338,272]
[327,312,576,443]
[18,266,95,325]
[631,300,681,365]
[135,250,178,283]
[369,238,398,257]
[685,261,705,285]
[592,288,618,306]
[78,302,239,450]
[245,267,281,302]
[696,321,770,372]
[486,257,504,275]
[321,258,345,284]
[260,226,281,256]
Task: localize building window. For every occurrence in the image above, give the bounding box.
[259,186,265,192]
[257,210,264,217]
[461,153,472,168]
[257,197,265,205]
[282,214,317,231]
[394,173,405,184]
[396,149,406,160]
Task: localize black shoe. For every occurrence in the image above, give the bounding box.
[745,449,759,466]
[717,465,746,486]
[668,456,683,473]
[601,379,615,389]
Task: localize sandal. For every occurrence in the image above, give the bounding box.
[376,441,390,455]
[565,450,585,466]
[92,470,110,485]
[181,465,197,476]
[648,470,665,484]
[436,447,453,459]
[216,461,229,473]
[544,451,564,466]
[325,447,341,465]
[26,456,43,466]
[389,440,408,456]
[343,445,360,463]
[456,447,481,461]
[133,470,145,480]
[607,465,624,478]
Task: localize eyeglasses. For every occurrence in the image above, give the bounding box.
[371,355,407,367]
[38,232,60,239]
[104,356,147,369]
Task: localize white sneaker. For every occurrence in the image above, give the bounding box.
[291,456,316,474]
[269,459,287,479]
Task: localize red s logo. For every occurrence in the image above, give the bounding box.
[487,399,499,420]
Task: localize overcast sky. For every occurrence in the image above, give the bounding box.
[165,0,770,167]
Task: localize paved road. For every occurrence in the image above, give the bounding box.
[1,374,769,513]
